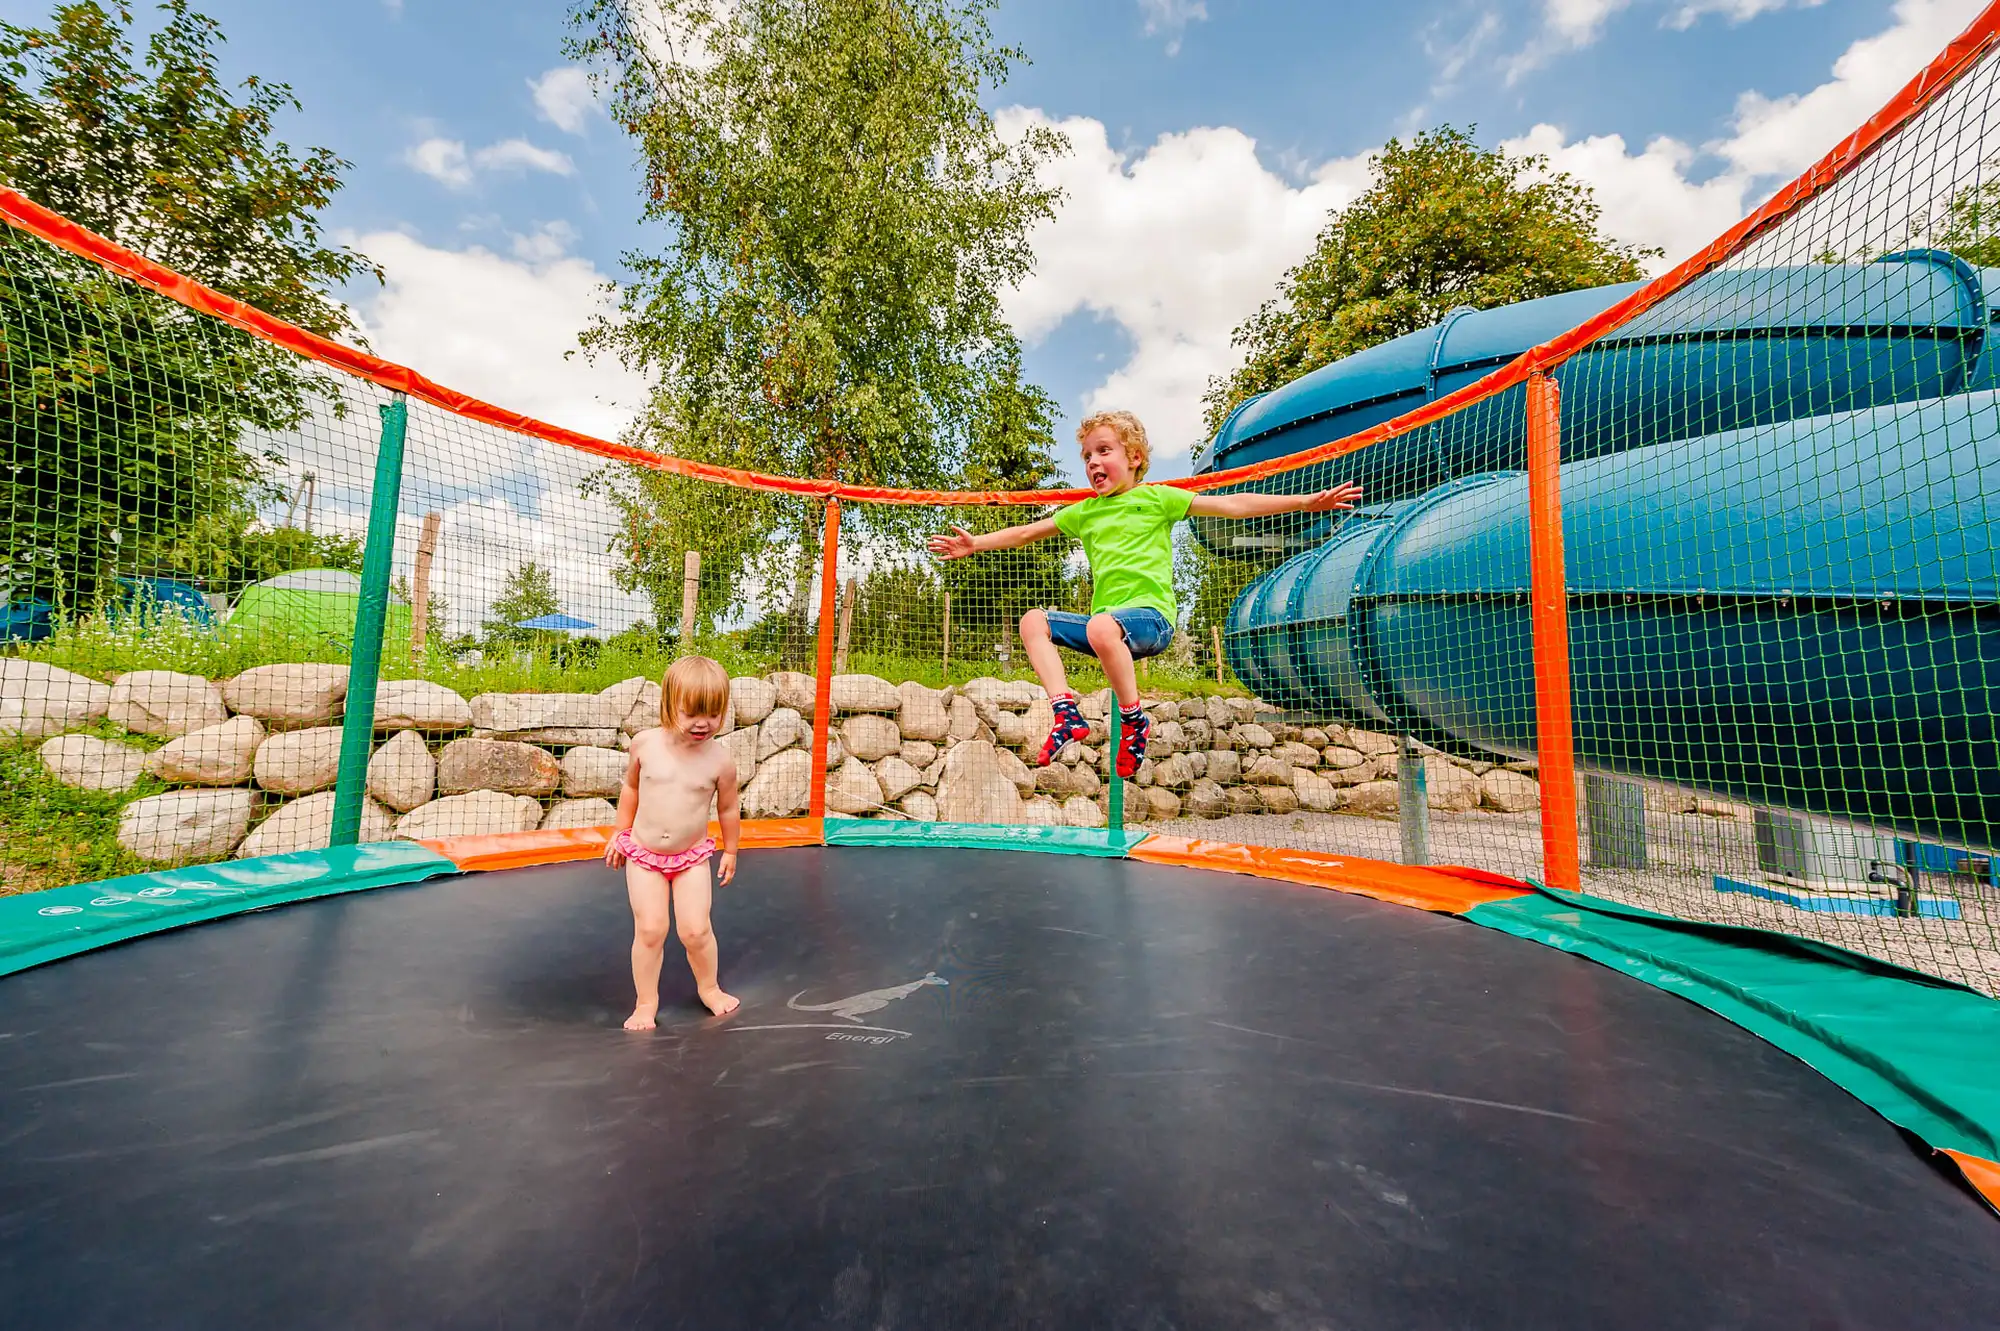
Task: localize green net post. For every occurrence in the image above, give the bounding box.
[1106,703,1124,832]
[330,395,410,847]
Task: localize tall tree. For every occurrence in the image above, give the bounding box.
[1201,125,1655,441]
[569,0,1066,661]
[0,2,376,608]
[483,561,562,653]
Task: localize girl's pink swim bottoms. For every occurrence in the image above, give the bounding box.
[612,829,716,877]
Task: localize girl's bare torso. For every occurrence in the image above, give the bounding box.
[626,727,728,853]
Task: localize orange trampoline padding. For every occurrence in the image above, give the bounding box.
[1942,1149,2000,1215]
[420,818,823,872]
[1129,836,1531,914]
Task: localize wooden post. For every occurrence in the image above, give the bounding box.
[409,511,442,659]
[834,575,856,673]
[941,591,952,677]
[679,549,701,648]
[1526,372,1582,894]
[1211,624,1225,686]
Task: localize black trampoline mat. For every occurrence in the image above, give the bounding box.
[1,845,1996,1329]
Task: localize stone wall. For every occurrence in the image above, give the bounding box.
[6,660,1540,868]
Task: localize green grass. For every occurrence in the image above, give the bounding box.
[0,724,166,896]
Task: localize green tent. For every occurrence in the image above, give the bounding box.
[228,569,411,647]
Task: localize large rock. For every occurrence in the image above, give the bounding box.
[829,673,900,714]
[842,714,901,762]
[1186,778,1229,818]
[826,756,885,815]
[1141,787,1183,821]
[396,790,545,840]
[1151,700,1181,723]
[897,739,938,770]
[237,791,391,859]
[1070,763,1103,800]
[1425,755,1483,812]
[1258,785,1300,815]
[1150,753,1196,791]
[253,725,344,795]
[148,715,265,786]
[994,711,1028,749]
[934,739,1023,824]
[39,734,147,792]
[1203,697,1235,729]
[1062,795,1106,828]
[719,727,760,787]
[898,791,939,822]
[601,677,667,736]
[946,695,982,742]
[874,756,924,804]
[1344,780,1402,818]
[1150,720,1184,758]
[221,664,349,729]
[742,748,812,818]
[896,682,949,742]
[730,676,777,725]
[1035,763,1074,797]
[768,671,816,715]
[1244,755,1293,787]
[437,738,561,796]
[757,707,808,760]
[118,788,255,863]
[1,660,113,740]
[373,680,472,732]
[562,745,629,798]
[470,692,620,745]
[1186,751,1207,779]
[1205,750,1242,786]
[109,671,226,738]
[1020,698,1055,753]
[961,677,1041,709]
[1299,727,1331,749]
[1481,769,1540,813]
[1019,796,1063,827]
[1232,723,1276,751]
[1292,768,1342,813]
[1345,728,1399,757]
[1274,742,1321,769]
[1180,718,1213,750]
[1322,745,1368,772]
[368,728,436,812]
[1226,786,1264,815]
[995,746,1035,797]
[543,797,617,830]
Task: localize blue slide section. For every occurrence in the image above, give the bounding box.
[1211,255,2000,848]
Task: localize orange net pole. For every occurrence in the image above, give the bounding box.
[1526,373,1580,894]
[806,499,841,822]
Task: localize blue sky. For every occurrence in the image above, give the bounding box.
[1,0,1974,476]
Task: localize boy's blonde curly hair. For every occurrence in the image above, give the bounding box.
[1077,410,1151,482]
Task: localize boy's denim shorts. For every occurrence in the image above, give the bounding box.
[1043,607,1176,662]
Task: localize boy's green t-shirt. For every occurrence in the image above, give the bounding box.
[1052,483,1194,621]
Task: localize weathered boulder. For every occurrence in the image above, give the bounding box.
[896,682,950,742]
[995,746,1035,797]
[1134,758,1155,787]
[1070,763,1103,800]
[768,671,816,715]
[253,725,344,796]
[221,664,349,729]
[1226,786,1264,816]
[148,715,265,786]
[1232,723,1276,751]
[1034,763,1074,797]
[1186,751,1207,779]
[1258,785,1300,815]
[1149,753,1196,791]
[1344,780,1402,818]
[1019,796,1063,827]
[1062,795,1106,828]
[757,707,808,760]
[562,745,628,798]
[1205,750,1241,786]
[1058,740,1086,767]
[962,677,1041,709]
[469,692,620,745]
[1345,728,1399,757]
[730,675,778,725]
[898,791,939,822]
[842,714,902,762]
[1180,717,1213,750]
[1,660,113,740]
[874,756,923,804]
[1186,778,1229,818]
[1322,745,1368,771]
[994,711,1027,748]
[1203,697,1235,729]
[1142,787,1182,821]
[237,791,391,859]
[109,671,227,738]
[1274,742,1321,770]
[946,695,982,742]
[40,734,147,792]
[1299,727,1330,749]
[1424,755,1483,812]
[1151,699,1181,723]
[373,679,472,732]
[935,739,1023,824]
[543,797,617,830]
[1481,769,1540,812]
[602,677,667,736]
[396,790,544,840]
[437,738,561,797]
[1149,720,1184,757]
[1244,755,1293,787]
[1020,698,1054,752]
[1292,769,1342,813]
[1077,689,1111,720]
[898,738,938,770]
[719,727,760,787]
[118,788,255,863]
[742,748,812,818]
[367,728,436,812]
[829,673,900,714]
[826,756,885,815]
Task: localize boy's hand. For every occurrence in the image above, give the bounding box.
[1300,483,1365,512]
[603,838,627,869]
[717,850,737,886]
[926,526,976,560]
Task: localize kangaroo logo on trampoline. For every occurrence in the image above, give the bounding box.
[727,972,947,1044]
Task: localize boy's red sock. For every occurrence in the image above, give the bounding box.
[1038,693,1089,767]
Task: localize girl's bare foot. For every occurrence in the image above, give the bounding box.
[698,986,740,1017]
[623,1003,659,1031]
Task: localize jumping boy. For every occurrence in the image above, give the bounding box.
[605,655,742,1027]
[927,410,1362,777]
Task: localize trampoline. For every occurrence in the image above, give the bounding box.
[3,844,1997,1329]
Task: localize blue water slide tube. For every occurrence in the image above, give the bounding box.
[1192,253,1999,559]
[1223,391,2000,848]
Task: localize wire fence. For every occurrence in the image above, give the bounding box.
[3,7,2000,995]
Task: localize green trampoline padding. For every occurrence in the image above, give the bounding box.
[1468,886,2000,1164]
[0,842,461,978]
[822,819,1148,858]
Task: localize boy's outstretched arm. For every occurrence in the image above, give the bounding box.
[927,515,1059,559]
[1187,482,1364,520]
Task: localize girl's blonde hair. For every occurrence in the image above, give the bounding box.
[661,655,730,731]
[1077,410,1151,481]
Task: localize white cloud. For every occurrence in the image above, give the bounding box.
[403,136,576,190]
[1424,8,1504,92]
[1001,109,1371,472]
[1138,0,1208,56]
[530,66,597,135]
[1507,0,1823,82]
[1667,0,1823,30]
